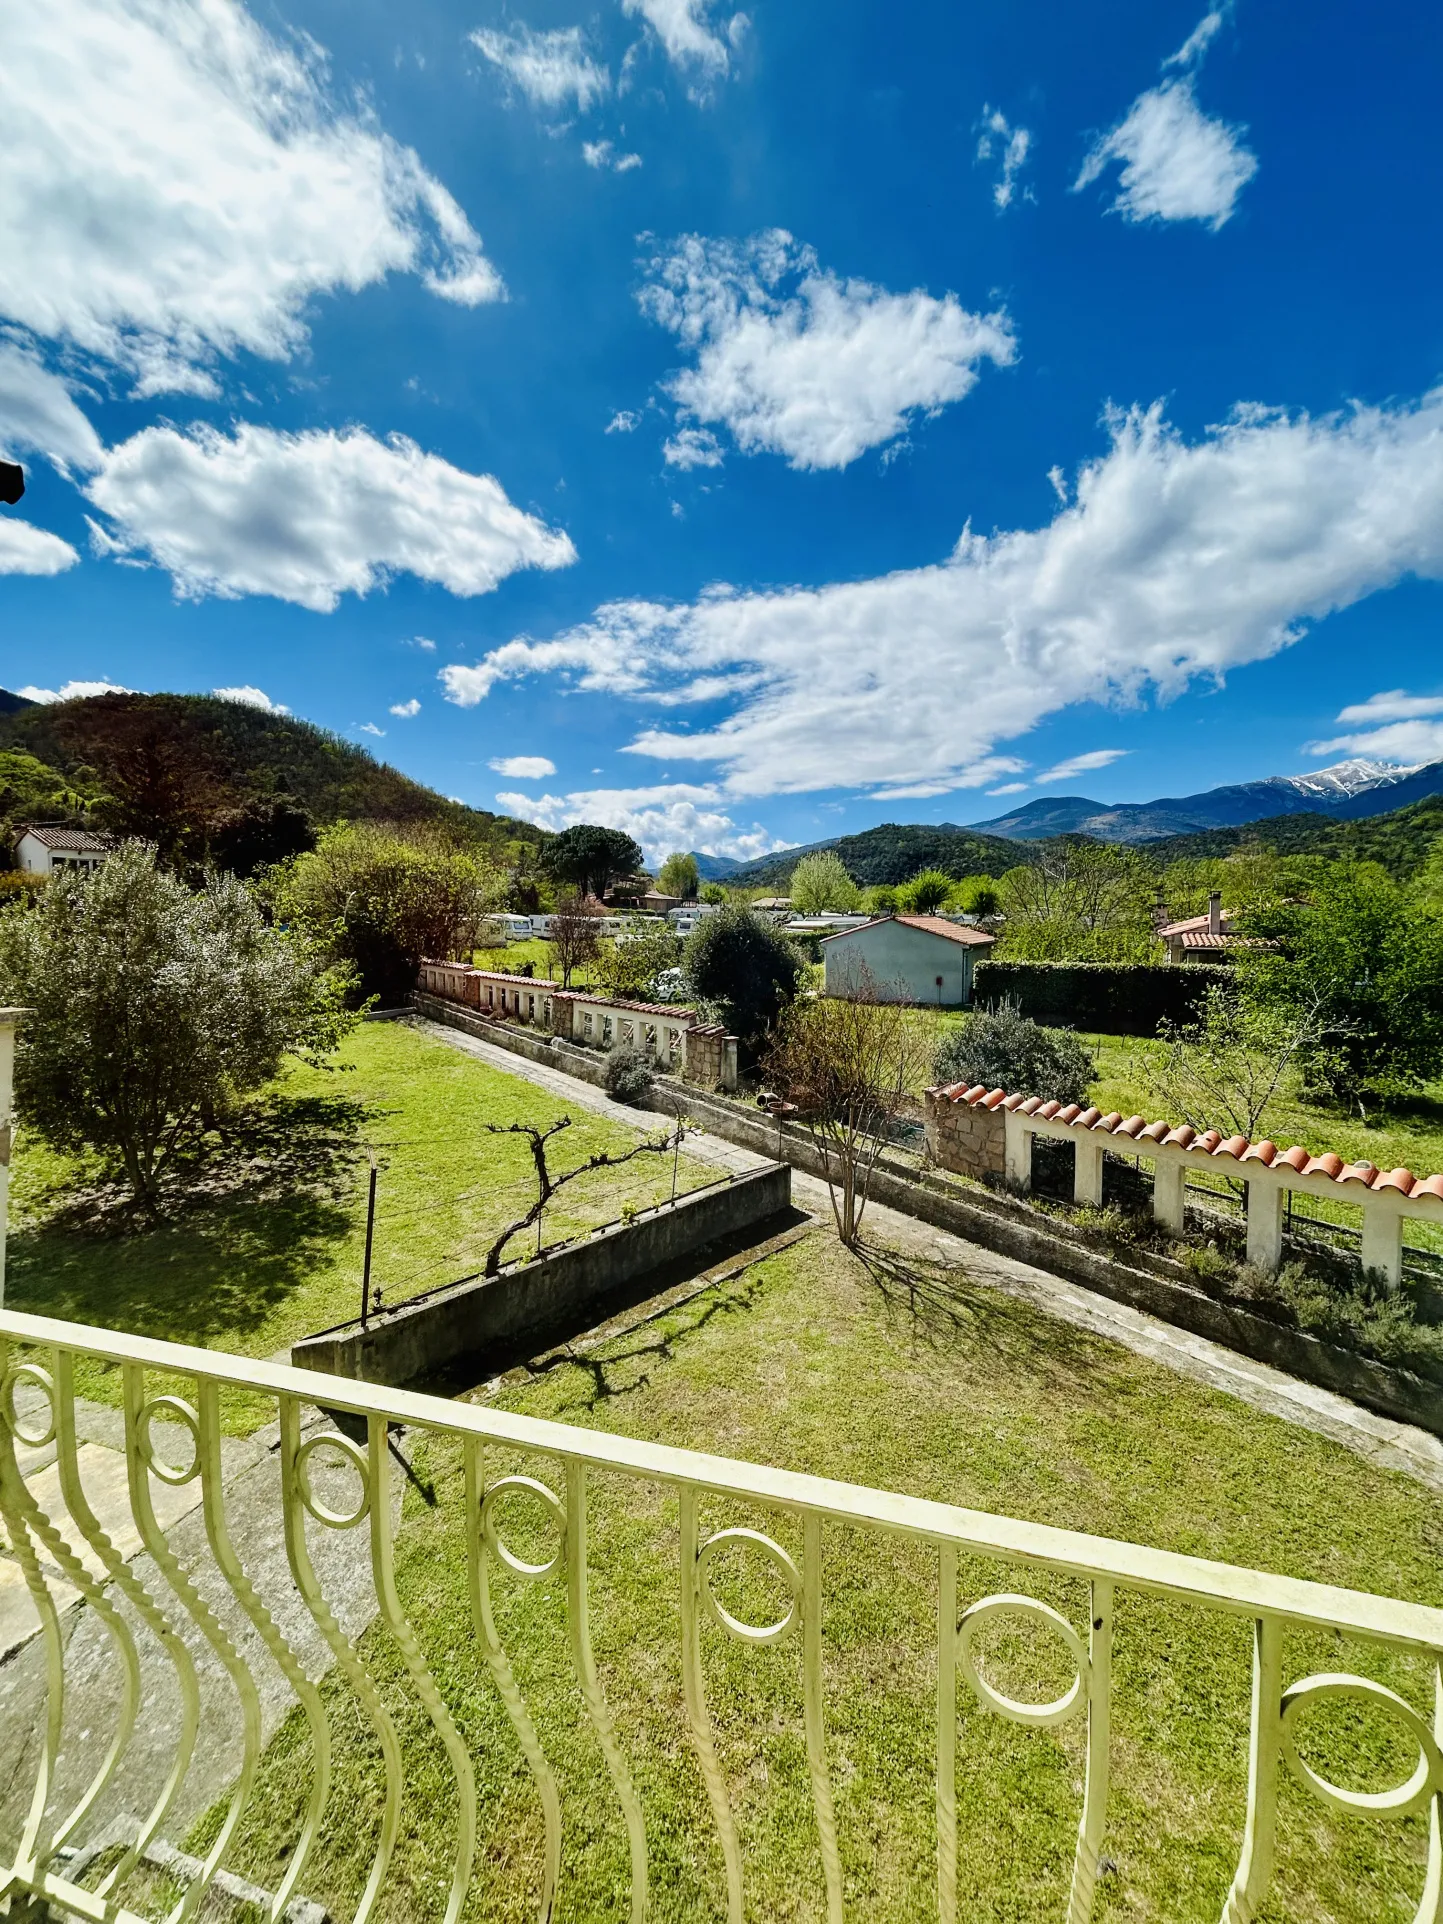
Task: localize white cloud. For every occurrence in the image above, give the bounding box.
[986,782,1030,796]
[16,678,130,703]
[84,422,576,611]
[359,722,385,737]
[2,0,501,396]
[495,781,787,864]
[471,24,608,110]
[606,410,640,433]
[621,0,734,83]
[1074,11,1256,230]
[0,343,104,472]
[490,754,557,778]
[0,518,80,577]
[663,427,725,470]
[213,683,288,712]
[390,697,422,717]
[976,107,1032,211]
[452,386,1443,799]
[408,635,438,651]
[583,141,643,173]
[1036,748,1128,784]
[639,230,1016,470]
[1334,689,1443,726]
[1305,720,1443,765]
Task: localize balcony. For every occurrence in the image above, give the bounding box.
[1,1308,1441,1922]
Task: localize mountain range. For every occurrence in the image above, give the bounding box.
[709,758,1443,888]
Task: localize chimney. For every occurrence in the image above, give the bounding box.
[1208,891,1222,936]
[1152,889,1168,932]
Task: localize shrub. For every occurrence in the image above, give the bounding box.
[604,1043,654,1104]
[685,907,803,1062]
[934,998,1095,1103]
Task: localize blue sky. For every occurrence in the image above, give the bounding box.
[4,0,1443,862]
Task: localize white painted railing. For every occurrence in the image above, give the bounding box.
[2,1312,1441,1922]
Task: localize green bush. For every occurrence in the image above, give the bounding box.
[603,1044,654,1104]
[685,906,803,1062]
[934,999,1095,1103]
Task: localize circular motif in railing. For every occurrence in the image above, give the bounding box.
[136,1394,202,1486]
[294,1432,371,1530]
[2,1361,57,1451]
[481,1476,566,1579]
[696,1527,801,1646]
[1281,1674,1443,1820]
[956,1594,1089,1729]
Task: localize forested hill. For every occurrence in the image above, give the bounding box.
[728,820,1032,888]
[1143,794,1443,877]
[0,691,548,869]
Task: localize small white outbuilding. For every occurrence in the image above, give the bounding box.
[13,823,113,878]
[820,913,996,1007]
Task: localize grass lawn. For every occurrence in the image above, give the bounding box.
[8,1021,715,1431]
[203,1227,1443,1922]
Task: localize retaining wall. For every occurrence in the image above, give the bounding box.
[292,1162,791,1390]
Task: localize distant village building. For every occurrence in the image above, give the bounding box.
[13,823,112,878]
[1157,891,1247,964]
[821,914,996,1006]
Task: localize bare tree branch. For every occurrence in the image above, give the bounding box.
[480,1114,680,1274]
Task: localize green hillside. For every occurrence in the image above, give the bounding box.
[0,691,547,871]
[729,819,1032,889]
[1144,795,1443,876]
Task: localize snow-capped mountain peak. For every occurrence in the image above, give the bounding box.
[1283,758,1422,800]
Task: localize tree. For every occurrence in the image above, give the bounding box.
[272,822,497,1005]
[543,824,644,900]
[0,843,353,1213]
[699,882,727,905]
[952,876,1002,919]
[546,894,602,988]
[897,868,952,914]
[1242,862,1443,1104]
[684,906,803,1061]
[997,840,1156,962]
[765,974,932,1244]
[478,1115,681,1273]
[934,1001,1094,1105]
[790,850,861,914]
[657,851,701,899]
[593,920,683,1000]
[1140,981,1322,1140]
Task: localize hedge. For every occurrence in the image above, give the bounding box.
[971,960,1232,1036]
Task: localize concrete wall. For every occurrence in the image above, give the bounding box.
[823,921,975,1005]
[923,1089,1006,1182]
[293,1162,791,1390]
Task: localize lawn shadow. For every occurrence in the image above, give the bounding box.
[521,1277,769,1414]
[851,1235,1136,1395]
[9,1090,373,1348]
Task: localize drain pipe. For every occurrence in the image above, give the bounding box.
[0,1011,27,1310]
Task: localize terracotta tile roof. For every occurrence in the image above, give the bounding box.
[819,913,995,947]
[1178,929,1244,951]
[555,991,695,1018]
[926,1081,1443,1202]
[14,822,111,852]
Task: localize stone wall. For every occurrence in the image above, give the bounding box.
[923,1087,1006,1181]
[682,1024,738,1094]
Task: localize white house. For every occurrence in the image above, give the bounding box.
[821,913,996,1007]
[13,823,112,878]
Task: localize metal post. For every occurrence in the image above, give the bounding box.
[0,1010,28,1312]
[361,1152,378,1326]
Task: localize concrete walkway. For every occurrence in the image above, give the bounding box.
[416,1015,1443,1497]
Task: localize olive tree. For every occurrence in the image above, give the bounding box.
[0,842,354,1213]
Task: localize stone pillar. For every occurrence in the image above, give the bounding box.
[720,1036,738,1093]
[1361,1207,1403,1291]
[1153,1157,1185,1235]
[0,1010,27,1310]
[1245,1178,1285,1273]
[1074,1136,1104,1207]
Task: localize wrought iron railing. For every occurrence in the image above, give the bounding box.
[2,1309,1442,1923]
